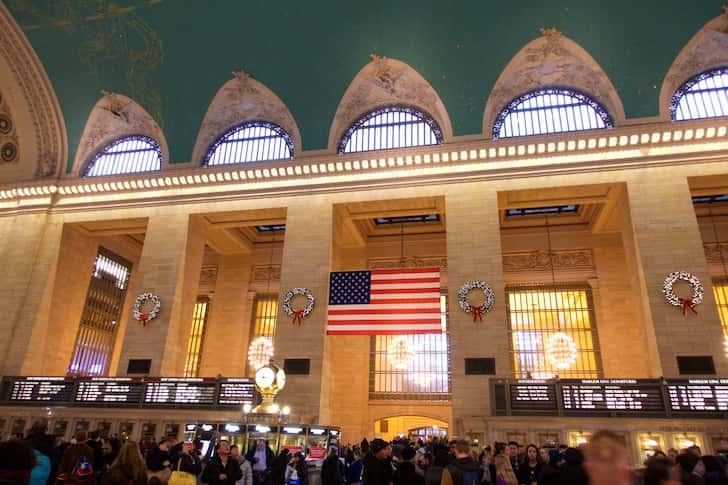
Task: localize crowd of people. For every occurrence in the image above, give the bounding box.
[0,422,727,485]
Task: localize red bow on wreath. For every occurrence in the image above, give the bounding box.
[678,297,698,317]
[138,312,152,326]
[469,304,485,322]
[291,310,305,325]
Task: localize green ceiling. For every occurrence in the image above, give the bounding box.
[5,0,725,171]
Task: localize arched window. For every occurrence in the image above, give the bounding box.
[493,88,613,139]
[670,68,728,121]
[338,105,443,154]
[202,121,293,167]
[82,135,162,177]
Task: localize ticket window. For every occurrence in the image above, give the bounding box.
[11,418,26,438]
[184,424,197,442]
[94,421,111,438]
[538,433,560,449]
[308,428,329,460]
[506,432,528,456]
[164,423,180,441]
[710,436,728,455]
[74,420,90,437]
[637,433,665,464]
[673,434,701,453]
[0,417,7,435]
[51,420,68,440]
[247,425,279,453]
[468,432,484,452]
[328,429,341,452]
[118,422,135,441]
[567,431,592,448]
[198,424,218,458]
[141,423,157,443]
[220,423,246,453]
[280,426,306,455]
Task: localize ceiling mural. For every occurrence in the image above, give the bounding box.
[2,0,726,170]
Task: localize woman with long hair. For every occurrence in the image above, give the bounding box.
[518,445,543,485]
[493,442,518,485]
[102,442,147,485]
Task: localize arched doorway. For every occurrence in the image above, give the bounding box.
[373,416,449,442]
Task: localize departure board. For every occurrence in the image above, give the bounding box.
[666,379,728,413]
[143,378,217,406]
[217,379,256,406]
[561,379,665,413]
[75,377,144,405]
[4,377,75,403]
[508,381,558,413]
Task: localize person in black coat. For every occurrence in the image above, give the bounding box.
[146,438,172,473]
[363,439,393,485]
[245,439,276,485]
[271,449,291,485]
[394,447,424,485]
[171,441,202,476]
[201,440,243,485]
[321,448,343,485]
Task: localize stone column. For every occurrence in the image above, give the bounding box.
[0,214,64,374]
[445,185,507,435]
[198,254,253,377]
[117,214,206,376]
[273,198,333,424]
[623,174,728,376]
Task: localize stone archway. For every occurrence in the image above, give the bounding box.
[373,415,449,442]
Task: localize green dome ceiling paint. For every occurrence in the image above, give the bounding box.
[5,0,725,170]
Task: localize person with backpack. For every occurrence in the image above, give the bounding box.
[447,441,482,485]
[57,431,95,485]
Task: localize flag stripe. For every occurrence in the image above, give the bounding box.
[327,325,441,332]
[371,267,440,275]
[329,309,440,316]
[371,272,439,280]
[369,282,438,290]
[329,315,440,326]
[369,277,440,284]
[370,288,437,295]
[369,298,441,305]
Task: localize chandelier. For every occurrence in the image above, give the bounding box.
[248,337,274,370]
[545,332,578,369]
[387,336,415,369]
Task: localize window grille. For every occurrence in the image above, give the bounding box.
[338,105,443,154]
[182,297,210,378]
[712,282,728,340]
[68,249,132,376]
[493,88,613,139]
[369,295,450,400]
[203,121,293,167]
[506,205,578,217]
[506,285,602,379]
[671,68,728,121]
[82,135,162,177]
[247,294,278,375]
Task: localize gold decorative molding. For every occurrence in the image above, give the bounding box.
[502,249,594,272]
[250,264,281,283]
[0,2,67,177]
[483,29,625,135]
[367,256,447,269]
[199,265,218,287]
[0,89,19,164]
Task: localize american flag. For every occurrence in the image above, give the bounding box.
[326,267,442,335]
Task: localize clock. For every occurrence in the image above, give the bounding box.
[276,368,286,390]
[255,366,276,389]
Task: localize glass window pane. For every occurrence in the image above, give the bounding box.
[203,122,293,166]
[183,297,210,378]
[339,106,443,154]
[83,136,162,177]
[493,89,612,139]
[671,68,728,121]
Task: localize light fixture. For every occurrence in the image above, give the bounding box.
[387,336,415,370]
[243,403,252,414]
[645,438,659,448]
[576,436,588,446]
[248,337,274,370]
[680,438,695,448]
[282,406,291,416]
[545,332,578,369]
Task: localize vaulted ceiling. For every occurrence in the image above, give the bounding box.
[3,0,725,169]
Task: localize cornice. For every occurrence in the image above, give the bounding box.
[0,118,727,217]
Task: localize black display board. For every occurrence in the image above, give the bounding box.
[143,378,217,407]
[3,377,75,404]
[75,377,144,405]
[217,378,257,406]
[666,379,728,413]
[508,381,558,413]
[561,379,665,414]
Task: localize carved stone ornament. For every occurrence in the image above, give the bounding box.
[0,2,67,177]
[328,55,453,151]
[72,91,168,175]
[250,264,281,283]
[368,256,448,270]
[0,89,19,163]
[483,27,625,135]
[199,265,219,287]
[190,70,301,164]
[659,13,728,120]
[502,249,595,273]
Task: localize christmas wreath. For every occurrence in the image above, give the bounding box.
[662,271,704,316]
[133,293,161,326]
[458,280,495,321]
[282,287,315,325]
